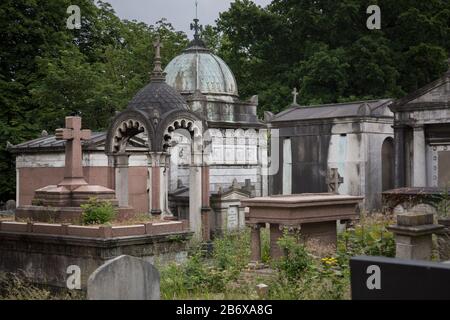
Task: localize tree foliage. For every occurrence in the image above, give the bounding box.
[0,0,449,201]
[0,0,187,201]
[211,0,449,111]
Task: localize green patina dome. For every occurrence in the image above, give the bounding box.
[164,40,238,97]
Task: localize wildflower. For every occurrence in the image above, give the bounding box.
[321,257,337,266]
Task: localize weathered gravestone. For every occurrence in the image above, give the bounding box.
[350,255,450,300]
[87,255,160,300]
[5,200,16,214]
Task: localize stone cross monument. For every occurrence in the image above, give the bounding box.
[15,116,132,223]
[292,87,299,105]
[55,116,91,189]
[326,168,344,194]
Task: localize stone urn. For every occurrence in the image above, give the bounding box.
[437,217,450,261]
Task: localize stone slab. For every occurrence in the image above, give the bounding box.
[397,212,433,226]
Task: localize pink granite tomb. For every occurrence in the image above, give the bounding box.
[16,116,133,223]
[242,193,363,264]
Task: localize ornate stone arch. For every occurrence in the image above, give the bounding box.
[105,110,154,154]
[155,110,206,152]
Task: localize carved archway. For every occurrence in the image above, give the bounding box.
[105,110,154,209]
[105,110,154,154]
[161,118,203,152]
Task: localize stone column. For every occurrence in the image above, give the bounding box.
[114,153,130,207]
[16,168,20,207]
[162,155,173,218]
[249,223,262,264]
[413,125,427,187]
[282,138,292,195]
[387,212,444,260]
[201,164,211,241]
[393,125,406,188]
[269,223,284,260]
[259,129,269,197]
[189,145,203,241]
[149,152,165,216]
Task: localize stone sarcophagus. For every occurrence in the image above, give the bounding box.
[241,193,363,263]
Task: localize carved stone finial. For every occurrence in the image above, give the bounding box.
[231,178,240,189]
[151,34,166,81]
[190,18,203,41]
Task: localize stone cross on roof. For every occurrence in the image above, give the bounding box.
[292,87,299,105]
[190,18,203,41]
[151,35,165,80]
[55,116,91,188]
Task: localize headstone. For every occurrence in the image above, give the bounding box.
[87,255,160,300]
[227,206,239,230]
[350,255,450,300]
[5,200,16,214]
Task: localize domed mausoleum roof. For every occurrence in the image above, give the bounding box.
[164,20,238,97]
[128,36,188,117]
[128,81,188,115]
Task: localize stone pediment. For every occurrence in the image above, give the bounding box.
[220,190,251,201]
[391,71,450,112]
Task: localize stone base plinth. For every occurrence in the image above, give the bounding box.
[17,183,135,223]
[33,184,118,207]
[16,206,82,223]
[388,212,444,261]
[395,234,434,260]
[16,206,135,224]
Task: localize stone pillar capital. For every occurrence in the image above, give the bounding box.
[148,152,169,167]
[114,153,130,167]
[392,124,407,130]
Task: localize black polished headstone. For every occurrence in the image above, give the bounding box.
[350,255,450,300]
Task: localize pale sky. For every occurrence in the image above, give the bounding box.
[104,0,272,34]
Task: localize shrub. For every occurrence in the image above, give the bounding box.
[276,231,312,280]
[0,272,51,300]
[80,197,117,225]
[338,213,395,258]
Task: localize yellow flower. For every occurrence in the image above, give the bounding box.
[321,257,337,265]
